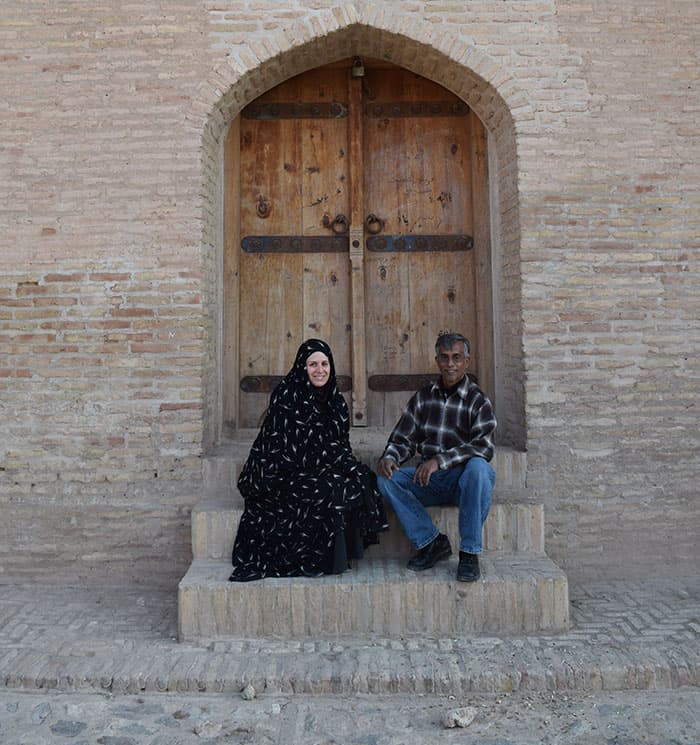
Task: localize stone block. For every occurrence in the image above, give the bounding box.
[178,553,569,641]
[191,497,546,562]
[202,434,527,495]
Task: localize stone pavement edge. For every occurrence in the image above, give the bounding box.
[1,576,698,697]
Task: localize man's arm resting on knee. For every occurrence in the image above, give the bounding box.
[413,456,439,486]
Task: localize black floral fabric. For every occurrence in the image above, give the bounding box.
[229,339,388,582]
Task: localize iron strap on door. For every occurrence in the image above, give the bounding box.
[366,235,473,252]
[368,373,478,391]
[242,214,351,253]
[241,374,476,393]
[241,375,353,393]
[241,236,349,253]
[242,102,349,119]
[364,101,470,118]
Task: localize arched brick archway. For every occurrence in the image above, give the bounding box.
[190,9,529,451]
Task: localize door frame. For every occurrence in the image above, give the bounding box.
[222,59,495,432]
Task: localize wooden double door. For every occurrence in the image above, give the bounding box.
[224,59,493,429]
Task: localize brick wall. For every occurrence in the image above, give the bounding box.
[1,1,698,585]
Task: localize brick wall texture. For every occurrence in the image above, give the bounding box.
[1,1,698,586]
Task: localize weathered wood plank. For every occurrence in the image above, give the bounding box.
[362,67,478,422]
[239,77,305,426]
[300,68,353,394]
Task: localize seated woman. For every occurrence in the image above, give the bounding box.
[229,338,388,582]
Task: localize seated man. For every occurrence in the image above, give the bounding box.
[377,332,496,582]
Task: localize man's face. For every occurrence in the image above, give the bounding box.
[436,342,469,388]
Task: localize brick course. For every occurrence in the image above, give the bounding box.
[1,1,698,584]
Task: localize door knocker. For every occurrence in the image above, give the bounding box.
[331,214,350,234]
[365,213,385,235]
[256,194,271,219]
[322,213,350,234]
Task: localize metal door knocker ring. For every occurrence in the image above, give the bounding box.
[256,195,271,219]
[365,213,384,235]
[331,214,349,234]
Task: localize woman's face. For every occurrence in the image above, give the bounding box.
[305,351,331,388]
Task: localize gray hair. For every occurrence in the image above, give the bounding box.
[435,332,470,357]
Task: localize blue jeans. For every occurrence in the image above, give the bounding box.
[377,458,495,554]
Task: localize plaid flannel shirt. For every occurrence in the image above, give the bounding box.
[381,376,496,470]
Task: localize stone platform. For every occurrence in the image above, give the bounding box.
[1,577,699,696]
[178,431,570,641]
[179,553,568,640]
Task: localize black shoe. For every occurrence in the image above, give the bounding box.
[407,533,452,571]
[457,551,480,582]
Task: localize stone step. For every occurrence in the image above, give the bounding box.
[192,496,545,562]
[178,553,569,640]
[203,430,527,496]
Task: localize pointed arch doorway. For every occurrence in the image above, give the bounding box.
[223,58,494,431]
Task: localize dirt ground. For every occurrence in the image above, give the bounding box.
[0,686,698,744]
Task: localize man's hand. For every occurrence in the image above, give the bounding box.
[413,457,439,487]
[378,457,399,479]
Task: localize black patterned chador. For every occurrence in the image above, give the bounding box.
[229,339,388,581]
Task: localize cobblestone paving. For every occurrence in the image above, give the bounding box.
[0,688,698,745]
[0,577,698,696]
